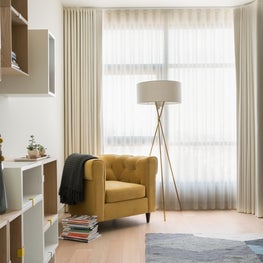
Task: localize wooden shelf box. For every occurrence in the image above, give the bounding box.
[1,0,28,75]
[0,29,55,96]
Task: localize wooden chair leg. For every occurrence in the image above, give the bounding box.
[146,213,150,223]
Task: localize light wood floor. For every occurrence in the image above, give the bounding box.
[55,210,263,263]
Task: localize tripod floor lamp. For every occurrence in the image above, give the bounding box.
[137,80,182,221]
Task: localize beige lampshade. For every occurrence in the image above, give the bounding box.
[137,80,181,105]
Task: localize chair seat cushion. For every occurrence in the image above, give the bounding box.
[105,181,145,203]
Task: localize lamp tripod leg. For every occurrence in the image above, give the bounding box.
[159,120,182,211]
[157,122,166,221]
[150,104,165,156]
[149,125,158,156]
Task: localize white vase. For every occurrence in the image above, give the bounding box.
[27,149,39,159]
[39,148,46,157]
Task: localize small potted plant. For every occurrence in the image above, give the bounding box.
[37,144,47,157]
[27,135,39,158]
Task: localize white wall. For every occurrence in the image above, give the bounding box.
[0,1,64,176]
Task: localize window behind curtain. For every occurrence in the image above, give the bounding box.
[102,9,236,210]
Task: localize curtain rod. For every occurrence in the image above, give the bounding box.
[63,1,256,11]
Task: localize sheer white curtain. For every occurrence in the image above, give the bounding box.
[102,9,237,210]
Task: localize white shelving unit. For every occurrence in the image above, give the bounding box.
[3,161,44,263]
[44,218,58,263]
[0,29,55,96]
[2,158,58,263]
[0,210,22,263]
[42,158,58,263]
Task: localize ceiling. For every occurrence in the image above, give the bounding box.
[61,0,253,8]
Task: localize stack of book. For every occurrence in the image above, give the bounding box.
[11,51,20,69]
[60,215,100,243]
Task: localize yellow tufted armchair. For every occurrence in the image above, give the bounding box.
[68,154,158,223]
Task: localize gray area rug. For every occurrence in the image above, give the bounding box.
[145,233,263,262]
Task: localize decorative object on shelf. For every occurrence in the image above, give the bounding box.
[0,134,8,214]
[27,135,39,158]
[38,144,46,157]
[137,80,182,221]
[11,51,20,70]
[26,135,47,159]
[14,155,50,162]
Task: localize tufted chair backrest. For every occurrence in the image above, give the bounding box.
[98,154,145,184]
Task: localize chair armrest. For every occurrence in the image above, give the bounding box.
[136,156,158,212]
[68,159,106,221]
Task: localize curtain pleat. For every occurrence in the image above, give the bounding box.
[64,8,102,157]
[234,2,256,215]
[234,0,263,217]
[256,0,263,217]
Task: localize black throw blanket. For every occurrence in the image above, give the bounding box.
[59,153,97,205]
